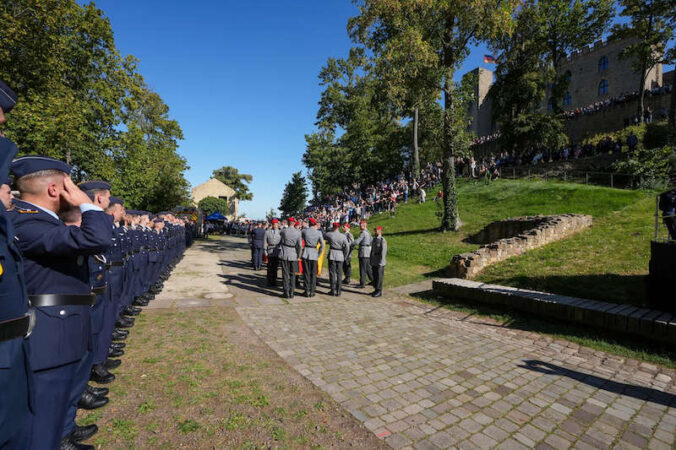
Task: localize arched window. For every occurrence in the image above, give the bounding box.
[598,79,609,96]
[598,56,608,72]
[563,92,572,106]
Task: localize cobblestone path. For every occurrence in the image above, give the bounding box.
[218,236,676,449]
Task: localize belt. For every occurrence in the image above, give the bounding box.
[105,263,112,270]
[92,285,107,295]
[29,294,97,307]
[111,261,124,267]
[0,315,32,342]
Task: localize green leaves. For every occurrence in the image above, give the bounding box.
[198,197,230,217]
[279,172,308,218]
[211,166,254,202]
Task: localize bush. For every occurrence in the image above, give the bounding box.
[612,145,673,189]
[197,196,229,217]
[643,122,676,149]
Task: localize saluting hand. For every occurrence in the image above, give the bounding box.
[60,177,92,207]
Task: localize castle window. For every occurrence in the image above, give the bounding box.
[598,79,609,96]
[598,56,608,72]
[563,92,572,106]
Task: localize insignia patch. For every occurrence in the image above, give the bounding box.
[97,274,103,281]
[17,209,38,214]
[0,262,3,276]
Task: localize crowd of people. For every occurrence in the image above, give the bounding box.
[0,80,196,450]
[563,84,673,121]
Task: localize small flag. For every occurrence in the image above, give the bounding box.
[484,55,496,64]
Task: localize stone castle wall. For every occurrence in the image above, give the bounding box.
[450,214,593,279]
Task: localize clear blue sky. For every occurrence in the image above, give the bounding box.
[95,1,671,218]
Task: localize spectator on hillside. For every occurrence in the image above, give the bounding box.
[627,132,639,152]
[420,188,426,204]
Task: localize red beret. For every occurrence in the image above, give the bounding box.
[309,218,317,225]
[375,226,383,231]
[360,220,367,224]
[271,219,279,224]
[332,222,340,228]
[343,223,350,228]
[288,217,296,223]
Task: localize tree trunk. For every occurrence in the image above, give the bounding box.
[413,107,420,178]
[670,77,675,127]
[638,64,647,124]
[440,75,459,231]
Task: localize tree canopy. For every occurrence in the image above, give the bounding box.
[0,0,189,211]
[211,166,254,201]
[197,196,230,217]
[279,172,308,218]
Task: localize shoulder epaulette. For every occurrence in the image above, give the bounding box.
[16,207,38,214]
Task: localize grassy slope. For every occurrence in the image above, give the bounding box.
[360,179,653,305]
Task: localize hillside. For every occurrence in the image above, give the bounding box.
[362,179,655,306]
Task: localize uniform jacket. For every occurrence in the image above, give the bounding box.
[659,189,676,216]
[252,227,266,249]
[352,229,373,258]
[279,227,302,261]
[301,227,325,261]
[370,235,387,266]
[344,230,354,258]
[324,230,348,262]
[264,228,281,257]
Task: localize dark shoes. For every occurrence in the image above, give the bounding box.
[110,342,125,350]
[90,364,115,384]
[111,329,128,341]
[77,390,108,410]
[103,358,122,370]
[116,317,134,328]
[60,437,94,450]
[70,424,98,442]
[371,291,382,297]
[86,385,108,397]
[108,348,124,358]
[133,298,149,307]
[122,306,141,316]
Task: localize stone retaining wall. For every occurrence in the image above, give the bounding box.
[451,214,593,278]
[432,278,676,345]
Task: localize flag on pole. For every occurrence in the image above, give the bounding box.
[483,55,496,64]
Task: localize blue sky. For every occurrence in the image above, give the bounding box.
[95,1,671,218]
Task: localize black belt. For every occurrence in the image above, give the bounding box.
[29,294,96,307]
[111,261,124,267]
[0,315,30,342]
[92,285,107,295]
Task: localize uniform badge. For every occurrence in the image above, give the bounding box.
[0,261,3,276]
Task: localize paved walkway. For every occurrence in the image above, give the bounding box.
[217,236,676,449]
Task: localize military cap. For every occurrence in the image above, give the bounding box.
[78,180,111,191]
[309,218,317,225]
[125,209,138,215]
[271,218,279,224]
[288,217,296,223]
[375,226,383,231]
[332,222,340,228]
[343,223,350,229]
[0,80,18,113]
[2,177,11,186]
[11,155,71,179]
[109,196,124,206]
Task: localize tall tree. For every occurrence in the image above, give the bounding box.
[198,196,230,217]
[279,172,308,218]
[349,0,515,231]
[612,0,675,124]
[212,166,254,201]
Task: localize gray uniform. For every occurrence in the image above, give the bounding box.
[279,227,302,298]
[352,229,373,286]
[343,230,354,283]
[324,230,348,295]
[264,228,282,286]
[370,235,387,294]
[301,228,325,297]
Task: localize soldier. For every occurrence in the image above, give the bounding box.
[370,226,387,297]
[264,218,281,287]
[278,217,301,298]
[9,156,112,450]
[341,222,354,285]
[351,220,373,288]
[301,218,324,297]
[0,80,33,449]
[1,176,13,209]
[324,222,348,296]
[251,221,266,270]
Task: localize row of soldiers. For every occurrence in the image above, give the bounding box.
[250,217,387,298]
[0,80,188,450]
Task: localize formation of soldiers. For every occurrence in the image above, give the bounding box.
[251,217,387,299]
[0,80,191,450]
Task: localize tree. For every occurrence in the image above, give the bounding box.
[279,172,308,218]
[349,0,515,231]
[197,196,230,217]
[612,0,675,124]
[265,208,278,220]
[212,166,253,201]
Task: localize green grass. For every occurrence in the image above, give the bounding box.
[357,178,653,306]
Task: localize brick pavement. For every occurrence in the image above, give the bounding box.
[218,236,676,449]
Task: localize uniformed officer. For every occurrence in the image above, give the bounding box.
[251,221,266,270]
[278,217,302,298]
[301,218,324,297]
[370,226,387,297]
[342,222,354,285]
[351,220,373,288]
[9,156,112,450]
[1,176,13,209]
[324,222,349,296]
[264,219,281,287]
[0,80,33,448]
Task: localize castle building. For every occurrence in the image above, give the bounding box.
[191,178,239,220]
[468,67,496,138]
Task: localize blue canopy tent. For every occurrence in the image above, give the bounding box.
[205,212,227,221]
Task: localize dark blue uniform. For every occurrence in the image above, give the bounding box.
[252,227,266,269]
[9,198,111,450]
[0,138,32,447]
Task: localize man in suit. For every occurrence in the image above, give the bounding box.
[264,218,281,286]
[0,80,33,449]
[279,218,302,298]
[301,218,324,297]
[324,222,349,296]
[351,220,373,288]
[342,222,354,285]
[251,222,266,270]
[370,226,387,298]
[9,156,112,450]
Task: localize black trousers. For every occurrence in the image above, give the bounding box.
[358,257,373,286]
[267,256,279,286]
[342,253,352,282]
[665,217,676,240]
[302,259,317,296]
[281,259,297,297]
[329,260,342,295]
[371,265,384,293]
[252,246,264,269]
